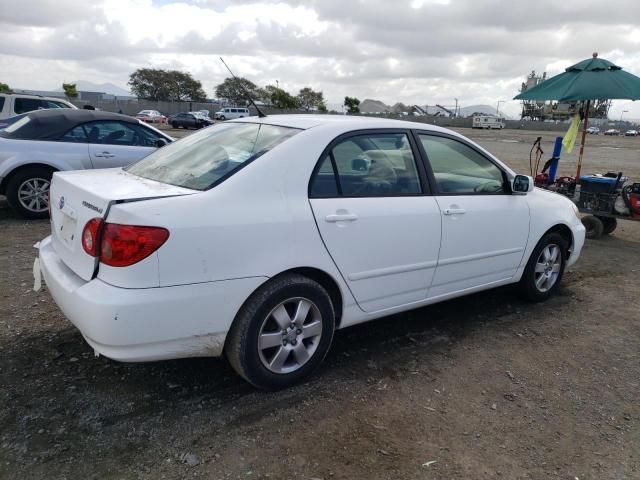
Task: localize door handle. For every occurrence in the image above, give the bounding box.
[94,152,115,158]
[325,213,358,223]
[443,208,466,215]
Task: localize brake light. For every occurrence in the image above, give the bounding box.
[82,218,104,256]
[100,224,169,267]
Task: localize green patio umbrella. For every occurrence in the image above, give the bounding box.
[514,53,640,179]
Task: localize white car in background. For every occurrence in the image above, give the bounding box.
[0,109,172,218]
[0,93,77,119]
[38,115,585,390]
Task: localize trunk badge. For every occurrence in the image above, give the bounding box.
[59,196,65,209]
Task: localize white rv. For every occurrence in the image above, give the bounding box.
[472,115,505,129]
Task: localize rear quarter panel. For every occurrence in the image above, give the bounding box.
[104,125,359,317]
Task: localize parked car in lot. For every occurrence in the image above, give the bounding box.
[38,115,585,390]
[214,107,250,120]
[168,112,211,129]
[191,111,213,123]
[135,110,166,124]
[0,109,172,218]
[604,129,620,136]
[586,126,600,134]
[0,93,77,119]
[624,129,638,136]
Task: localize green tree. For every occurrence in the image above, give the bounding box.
[264,85,298,109]
[0,82,11,93]
[62,83,78,99]
[344,96,360,114]
[297,87,325,111]
[215,77,261,106]
[128,69,207,102]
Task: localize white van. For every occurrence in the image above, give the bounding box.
[214,107,250,120]
[0,94,77,119]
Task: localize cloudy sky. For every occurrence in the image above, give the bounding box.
[1,0,640,118]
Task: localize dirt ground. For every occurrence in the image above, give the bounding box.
[1,128,639,479]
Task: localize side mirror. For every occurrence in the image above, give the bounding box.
[512,174,534,194]
[351,158,369,172]
[155,138,169,148]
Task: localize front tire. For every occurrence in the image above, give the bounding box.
[225,274,335,390]
[6,167,53,219]
[518,232,568,302]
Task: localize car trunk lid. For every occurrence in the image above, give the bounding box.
[49,168,195,281]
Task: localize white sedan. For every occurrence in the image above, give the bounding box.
[0,109,172,218]
[38,115,585,389]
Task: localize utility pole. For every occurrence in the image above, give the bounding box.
[619,109,628,124]
[496,100,505,117]
[276,80,279,89]
[454,98,458,118]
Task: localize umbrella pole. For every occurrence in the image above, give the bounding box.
[575,99,590,181]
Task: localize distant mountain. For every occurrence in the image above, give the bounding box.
[458,105,512,119]
[360,99,391,113]
[54,80,131,96]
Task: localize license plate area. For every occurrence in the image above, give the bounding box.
[57,211,78,247]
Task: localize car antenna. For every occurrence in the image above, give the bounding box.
[219,57,266,118]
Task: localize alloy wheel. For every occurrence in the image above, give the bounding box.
[534,244,562,292]
[17,177,50,213]
[257,297,323,374]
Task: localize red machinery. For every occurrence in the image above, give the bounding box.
[528,137,640,238]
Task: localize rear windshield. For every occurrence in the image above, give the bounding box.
[0,115,31,135]
[126,122,300,190]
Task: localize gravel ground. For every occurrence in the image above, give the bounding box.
[1,127,639,479]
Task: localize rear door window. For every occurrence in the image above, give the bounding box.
[309,132,423,197]
[0,97,5,111]
[14,98,44,114]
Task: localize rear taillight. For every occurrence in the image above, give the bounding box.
[100,224,169,267]
[82,218,104,256]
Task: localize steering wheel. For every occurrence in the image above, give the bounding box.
[473,181,503,193]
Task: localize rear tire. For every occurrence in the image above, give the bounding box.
[598,216,617,235]
[225,274,335,390]
[171,122,178,128]
[518,232,568,302]
[582,215,604,239]
[5,166,53,219]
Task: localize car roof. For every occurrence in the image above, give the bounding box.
[0,109,140,141]
[230,114,452,134]
[0,93,71,101]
